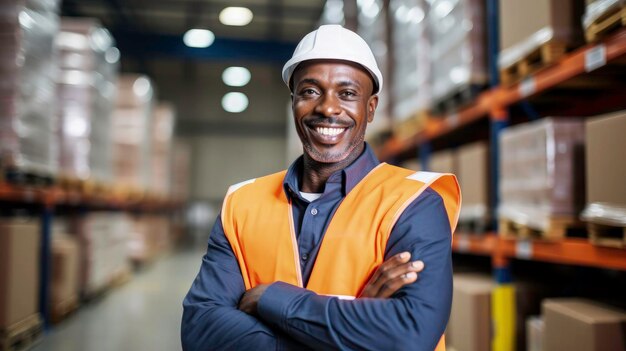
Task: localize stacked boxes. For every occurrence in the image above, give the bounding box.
[0,0,59,174]
[499,118,585,232]
[55,18,118,182]
[51,222,79,318]
[581,110,626,230]
[129,215,171,263]
[542,299,626,351]
[358,0,390,136]
[498,0,585,74]
[111,75,154,191]
[0,218,40,329]
[150,103,175,197]
[75,213,131,296]
[428,149,456,173]
[171,141,191,201]
[457,142,490,228]
[446,273,493,351]
[390,0,430,124]
[427,0,486,107]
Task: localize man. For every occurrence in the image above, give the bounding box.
[182,25,461,351]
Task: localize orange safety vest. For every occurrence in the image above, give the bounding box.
[222,163,461,351]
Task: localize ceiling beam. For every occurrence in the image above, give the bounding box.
[113,30,296,64]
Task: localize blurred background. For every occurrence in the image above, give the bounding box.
[1,0,625,350]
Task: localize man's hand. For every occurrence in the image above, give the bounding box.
[238,284,270,316]
[359,252,424,298]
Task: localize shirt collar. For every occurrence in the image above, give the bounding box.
[283,143,381,198]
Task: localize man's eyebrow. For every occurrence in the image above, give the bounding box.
[296,78,320,87]
[337,80,362,89]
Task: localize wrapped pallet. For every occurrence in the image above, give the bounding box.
[583,0,626,41]
[55,18,119,182]
[129,215,171,264]
[111,75,154,192]
[358,0,391,138]
[498,118,585,234]
[427,0,486,111]
[390,0,430,129]
[0,0,59,176]
[0,218,40,329]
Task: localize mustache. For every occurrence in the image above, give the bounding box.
[305,116,353,127]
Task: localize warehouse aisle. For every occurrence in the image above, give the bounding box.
[33,249,204,351]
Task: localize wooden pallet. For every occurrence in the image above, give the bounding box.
[56,174,84,192]
[1,167,54,188]
[457,217,491,234]
[588,222,626,248]
[50,295,79,324]
[499,216,584,240]
[586,5,626,42]
[432,83,483,116]
[0,314,42,351]
[500,41,568,86]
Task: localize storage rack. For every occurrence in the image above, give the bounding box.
[374,21,626,350]
[0,181,183,328]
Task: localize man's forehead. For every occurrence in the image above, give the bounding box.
[292,59,375,89]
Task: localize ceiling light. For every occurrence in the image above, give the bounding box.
[219,7,253,26]
[222,92,249,113]
[105,47,120,64]
[222,67,251,87]
[183,29,215,48]
[133,77,151,97]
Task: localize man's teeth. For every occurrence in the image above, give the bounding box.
[316,127,345,136]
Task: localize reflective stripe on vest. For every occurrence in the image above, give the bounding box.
[221,163,461,351]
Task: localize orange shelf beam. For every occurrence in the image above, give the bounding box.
[497,237,626,271]
[376,27,626,162]
[452,233,626,271]
[496,28,626,106]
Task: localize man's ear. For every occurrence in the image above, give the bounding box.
[367,95,379,123]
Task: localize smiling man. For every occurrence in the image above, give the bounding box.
[182,25,461,351]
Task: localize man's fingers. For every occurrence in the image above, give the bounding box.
[378,271,419,298]
[368,252,411,287]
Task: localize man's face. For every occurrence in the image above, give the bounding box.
[291,60,378,164]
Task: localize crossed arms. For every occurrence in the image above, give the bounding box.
[182,190,453,351]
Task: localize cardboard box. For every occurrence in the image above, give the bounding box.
[457,142,489,222]
[51,234,79,305]
[0,218,40,328]
[447,273,494,351]
[543,298,626,351]
[499,0,585,52]
[585,110,626,207]
[429,149,456,174]
[527,316,545,351]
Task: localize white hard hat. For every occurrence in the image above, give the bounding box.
[282,24,383,94]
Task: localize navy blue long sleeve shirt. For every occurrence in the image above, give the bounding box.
[182,144,453,350]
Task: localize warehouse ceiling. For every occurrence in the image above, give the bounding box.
[61,0,326,63]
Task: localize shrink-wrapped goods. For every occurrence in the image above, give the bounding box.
[171,141,191,200]
[390,0,431,123]
[0,0,59,175]
[358,0,391,137]
[427,0,486,105]
[111,75,154,191]
[55,18,119,182]
[498,119,585,231]
[457,141,489,225]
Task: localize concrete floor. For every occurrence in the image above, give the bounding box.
[34,249,203,351]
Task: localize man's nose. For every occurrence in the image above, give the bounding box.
[314,92,341,117]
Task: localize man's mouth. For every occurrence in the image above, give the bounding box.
[315,126,346,137]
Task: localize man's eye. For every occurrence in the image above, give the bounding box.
[301,88,318,95]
